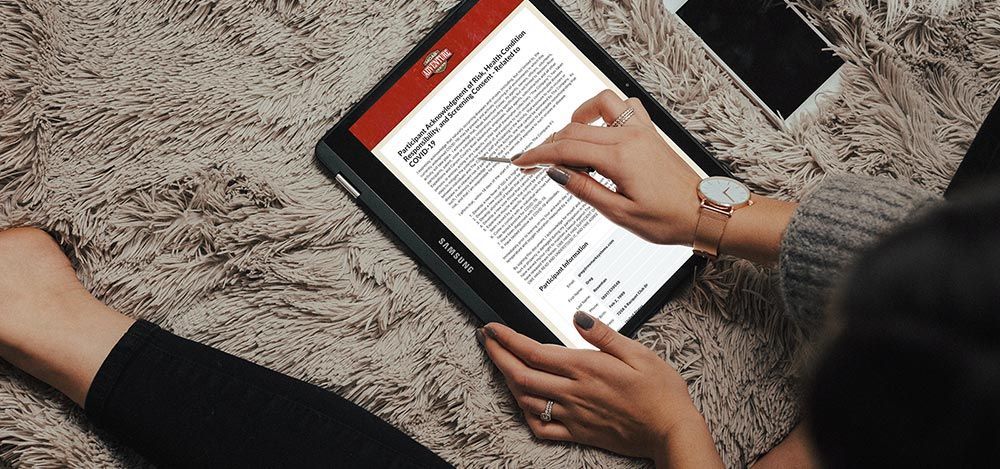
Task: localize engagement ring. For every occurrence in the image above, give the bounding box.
[608,107,635,128]
[540,400,554,422]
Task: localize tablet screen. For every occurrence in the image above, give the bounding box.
[349,0,706,348]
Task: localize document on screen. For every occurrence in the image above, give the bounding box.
[351,0,706,348]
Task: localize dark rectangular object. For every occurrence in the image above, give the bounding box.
[677,0,844,119]
[316,0,732,345]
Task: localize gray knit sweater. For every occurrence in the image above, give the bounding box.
[778,175,941,331]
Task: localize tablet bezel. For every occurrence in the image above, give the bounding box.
[317,0,731,345]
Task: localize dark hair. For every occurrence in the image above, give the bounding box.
[806,181,1000,467]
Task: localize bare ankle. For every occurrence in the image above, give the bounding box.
[0,228,134,406]
[0,228,85,344]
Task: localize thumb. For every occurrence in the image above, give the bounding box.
[547,167,633,225]
[573,311,646,365]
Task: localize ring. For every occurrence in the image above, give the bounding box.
[607,107,635,128]
[540,400,554,422]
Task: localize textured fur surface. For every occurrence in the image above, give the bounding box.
[0,0,997,467]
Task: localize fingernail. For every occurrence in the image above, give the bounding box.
[574,311,595,330]
[484,325,498,339]
[476,328,486,346]
[547,167,570,186]
[510,152,524,162]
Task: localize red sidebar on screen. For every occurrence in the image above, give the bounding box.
[350,0,522,150]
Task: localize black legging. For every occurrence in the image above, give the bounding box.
[948,97,1000,196]
[85,320,451,468]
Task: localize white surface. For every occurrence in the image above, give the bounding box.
[663,0,690,12]
[786,65,844,125]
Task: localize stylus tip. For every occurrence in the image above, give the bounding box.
[478,156,512,164]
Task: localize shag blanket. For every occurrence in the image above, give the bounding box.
[1,0,998,467]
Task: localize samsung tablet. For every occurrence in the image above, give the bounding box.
[317,0,730,348]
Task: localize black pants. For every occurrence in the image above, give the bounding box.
[948,97,1000,196]
[85,320,451,469]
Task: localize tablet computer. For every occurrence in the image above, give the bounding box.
[316,0,730,348]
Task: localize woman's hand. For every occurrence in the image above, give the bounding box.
[513,90,702,246]
[515,90,798,263]
[478,313,724,468]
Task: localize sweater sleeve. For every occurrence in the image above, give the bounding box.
[778,175,941,331]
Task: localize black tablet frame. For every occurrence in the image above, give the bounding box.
[316,0,731,345]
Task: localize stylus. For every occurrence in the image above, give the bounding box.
[478,157,595,174]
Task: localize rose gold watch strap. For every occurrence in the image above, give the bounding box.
[693,207,731,260]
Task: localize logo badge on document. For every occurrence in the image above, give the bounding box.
[421,49,453,79]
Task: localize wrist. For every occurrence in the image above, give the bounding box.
[653,402,704,443]
[652,408,722,469]
[718,195,797,264]
[690,177,754,258]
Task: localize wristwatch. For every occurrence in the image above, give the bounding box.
[693,177,753,260]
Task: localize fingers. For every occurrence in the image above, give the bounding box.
[516,393,566,422]
[524,414,574,442]
[478,326,578,442]
[623,96,652,124]
[513,140,617,176]
[572,311,649,368]
[572,89,632,126]
[546,168,636,227]
[549,122,628,145]
[481,327,573,397]
[481,323,578,378]
[571,90,650,128]
[514,91,650,173]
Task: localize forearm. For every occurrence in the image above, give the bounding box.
[718,195,798,265]
[776,175,941,327]
[653,411,725,469]
[752,424,816,469]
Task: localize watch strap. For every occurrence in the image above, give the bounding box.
[693,206,730,260]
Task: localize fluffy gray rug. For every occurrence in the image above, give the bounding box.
[1,0,997,467]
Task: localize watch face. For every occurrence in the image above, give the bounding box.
[699,177,751,207]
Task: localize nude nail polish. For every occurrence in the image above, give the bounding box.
[547,167,570,186]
